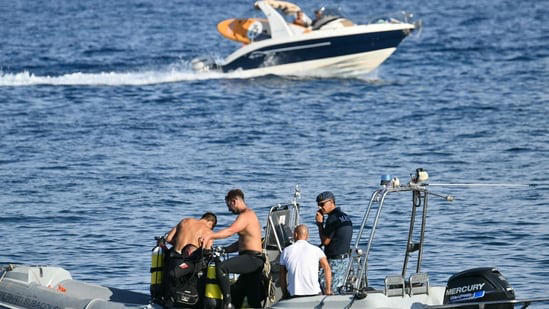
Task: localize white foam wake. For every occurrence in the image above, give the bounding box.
[0,61,381,86]
[0,67,230,87]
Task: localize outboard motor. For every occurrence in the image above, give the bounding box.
[191,57,219,72]
[444,267,515,309]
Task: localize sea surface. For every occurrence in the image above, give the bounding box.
[1,0,548,302]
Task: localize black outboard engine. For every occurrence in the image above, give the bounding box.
[444,267,515,309]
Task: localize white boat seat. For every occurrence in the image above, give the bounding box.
[409,272,429,295]
[384,275,405,297]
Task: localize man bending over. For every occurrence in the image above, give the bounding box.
[166,211,217,256]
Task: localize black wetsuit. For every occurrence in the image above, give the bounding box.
[167,246,203,279]
[165,247,204,306]
[216,250,265,308]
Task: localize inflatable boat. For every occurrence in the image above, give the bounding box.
[2,169,548,309]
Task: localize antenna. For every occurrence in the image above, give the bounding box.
[292,185,301,207]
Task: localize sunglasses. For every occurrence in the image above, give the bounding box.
[317,200,331,207]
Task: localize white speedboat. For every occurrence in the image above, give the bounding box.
[2,169,548,309]
[192,0,420,77]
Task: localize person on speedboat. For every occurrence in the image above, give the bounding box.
[311,7,326,29]
[280,224,332,298]
[293,10,311,27]
[315,191,353,293]
[201,189,265,309]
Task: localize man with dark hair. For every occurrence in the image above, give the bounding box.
[164,212,217,305]
[315,191,353,293]
[201,189,264,309]
[166,211,217,256]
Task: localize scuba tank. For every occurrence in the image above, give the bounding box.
[150,236,167,302]
[203,253,223,309]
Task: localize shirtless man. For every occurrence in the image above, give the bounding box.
[201,189,264,309]
[166,212,217,256]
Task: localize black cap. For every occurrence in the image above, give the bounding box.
[316,191,335,203]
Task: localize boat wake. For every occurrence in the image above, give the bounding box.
[0,61,229,87]
[0,58,383,87]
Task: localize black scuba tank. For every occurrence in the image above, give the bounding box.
[444,267,515,309]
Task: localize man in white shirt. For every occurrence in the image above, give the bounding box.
[279,224,332,297]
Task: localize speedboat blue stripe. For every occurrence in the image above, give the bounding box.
[249,42,331,59]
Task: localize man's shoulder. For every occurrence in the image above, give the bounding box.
[299,242,325,260]
[306,242,325,254]
[332,207,347,215]
[241,208,260,222]
[184,218,200,225]
[296,240,322,251]
[330,207,352,223]
[283,240,303,252]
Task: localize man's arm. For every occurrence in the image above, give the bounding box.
[316,211,332,246]
[202,229,214,249]
[319,257,332,295]
[279,266,289,298]
[165,226,176,244]
[317,224,332,246]
[201,213,248,247]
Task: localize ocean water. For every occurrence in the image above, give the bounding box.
[1,0,548,302]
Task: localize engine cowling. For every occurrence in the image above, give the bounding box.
[444,267,515,308]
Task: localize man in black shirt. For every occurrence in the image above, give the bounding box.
[315,191,353,293]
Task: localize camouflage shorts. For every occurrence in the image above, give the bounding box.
[319,258,350,294]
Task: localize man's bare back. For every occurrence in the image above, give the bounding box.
[166,212,217,256]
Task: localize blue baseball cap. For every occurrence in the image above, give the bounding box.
[316,191,335,203]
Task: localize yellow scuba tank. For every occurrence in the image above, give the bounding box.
[150,236,166,299]
[203,263,223,309]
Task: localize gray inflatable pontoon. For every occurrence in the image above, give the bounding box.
[0,264,153,309]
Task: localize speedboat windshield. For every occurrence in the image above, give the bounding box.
[319,7,344,18]
[368,11,415,24]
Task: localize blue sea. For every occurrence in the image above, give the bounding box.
[1,0,548,301]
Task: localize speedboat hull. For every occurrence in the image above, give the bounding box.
[221,24,414,76]
[224,48,398,77]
